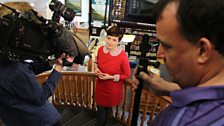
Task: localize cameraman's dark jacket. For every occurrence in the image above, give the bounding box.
[0,62,61,126]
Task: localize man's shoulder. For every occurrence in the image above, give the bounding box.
[1,63,34,79]
[173,99,224,125]
[154,100,224,126]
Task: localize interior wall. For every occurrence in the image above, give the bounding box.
[34,0,47,17]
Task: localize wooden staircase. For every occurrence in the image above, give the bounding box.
[36,71,170,126]
[0,71,170,126]
[56,105,124,126]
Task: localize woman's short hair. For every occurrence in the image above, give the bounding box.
[106,26,123,41]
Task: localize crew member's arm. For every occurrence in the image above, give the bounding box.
[132,67,181,96]
[9,54,74,106]
[42,53,74,99]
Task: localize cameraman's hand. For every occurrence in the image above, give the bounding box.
[132,67,180,96]
[54,53,74,72]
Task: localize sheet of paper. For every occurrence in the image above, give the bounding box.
[121,34,136,43]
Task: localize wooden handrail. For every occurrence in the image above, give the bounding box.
[36,71,170,126]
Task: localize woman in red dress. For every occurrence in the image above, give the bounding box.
[95,26,131,126]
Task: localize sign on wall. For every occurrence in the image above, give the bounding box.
[65,0,82,16]
[91,0,110,27]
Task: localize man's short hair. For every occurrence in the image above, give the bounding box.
[153,0,224,56]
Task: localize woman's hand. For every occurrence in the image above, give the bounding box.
[94,67,102,76]
[98,73,114,80]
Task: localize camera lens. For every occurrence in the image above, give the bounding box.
[60,6,76,21]
[49,0,76,22]
[49,0,61,12]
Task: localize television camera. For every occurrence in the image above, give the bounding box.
[0,0,89,66]
[49,0,76,22]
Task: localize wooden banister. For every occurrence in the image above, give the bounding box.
[36,71,170,126]
[123,79,171,126]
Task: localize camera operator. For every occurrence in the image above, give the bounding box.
[132,0,224,125]
[0,2,74,126]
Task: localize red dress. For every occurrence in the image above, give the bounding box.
[95,46,131,107]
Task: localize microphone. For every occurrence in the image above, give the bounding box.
[51,27,89,65]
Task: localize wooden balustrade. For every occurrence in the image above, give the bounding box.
[36,71,171,126]
[37,71,98,110]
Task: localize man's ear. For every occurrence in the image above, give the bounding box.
[197,37,213,64]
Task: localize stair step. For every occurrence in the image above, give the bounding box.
[111,123,125,126]
[63,110,96,126]
[105,117,126,126]
[55,105,126,126]
[55,105,83,125]
[82,118,97,126]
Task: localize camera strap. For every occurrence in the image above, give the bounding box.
[72,33,89,56]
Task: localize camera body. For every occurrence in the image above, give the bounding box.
[0,3,88,65]
[0,10,52,62]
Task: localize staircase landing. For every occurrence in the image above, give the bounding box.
[56,105,125,126]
